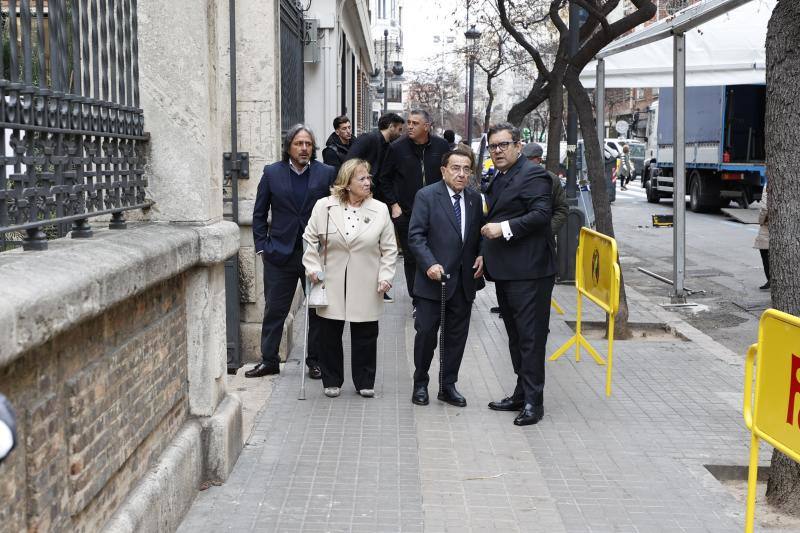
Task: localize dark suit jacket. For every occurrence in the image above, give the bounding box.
[252,160,336,265]
[482,156,555,281]
[378,134,450,213]
[345,130,388,175]
[408,181,484,302]
[345,130,390,201]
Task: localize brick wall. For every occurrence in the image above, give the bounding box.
[0,275,189,532]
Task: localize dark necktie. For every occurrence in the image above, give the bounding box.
[452,194,462,238]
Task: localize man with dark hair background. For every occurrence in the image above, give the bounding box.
[345,112,405,202]
[248,125,336,379]
[322,115,352,173]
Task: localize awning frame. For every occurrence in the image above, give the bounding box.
[593,0,759,303]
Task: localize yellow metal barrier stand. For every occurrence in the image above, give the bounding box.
[549,245,605,366]
[742,311,800,532]
[604,262,621,397]
[551,298,565,315]
[550,228,620,397]
[743,343,758,533]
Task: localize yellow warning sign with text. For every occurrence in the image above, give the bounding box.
[550,228,620,397]
[744,309,800,532]
[578,227,619,315]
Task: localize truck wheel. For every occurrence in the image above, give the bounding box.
[645,179,660,203]
[689,172,707,213]
[737,188,753,209]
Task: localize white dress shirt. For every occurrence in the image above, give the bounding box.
[445,184,466,240]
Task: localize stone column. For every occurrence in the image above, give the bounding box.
[235,0,297,364]
[137,0,240,466]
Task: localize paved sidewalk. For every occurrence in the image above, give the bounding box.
[179,264,766,532]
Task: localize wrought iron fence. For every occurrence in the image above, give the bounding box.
[279,0,303,133]
[0,0,148,252]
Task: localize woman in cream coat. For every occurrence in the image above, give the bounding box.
[303,158,398,398]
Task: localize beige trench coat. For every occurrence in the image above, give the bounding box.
[302,196,398,322]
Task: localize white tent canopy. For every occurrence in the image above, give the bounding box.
[580,0,775,88]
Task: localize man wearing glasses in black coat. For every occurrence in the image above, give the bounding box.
[481,122,556,426]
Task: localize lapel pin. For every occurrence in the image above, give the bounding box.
[364,216,371,224]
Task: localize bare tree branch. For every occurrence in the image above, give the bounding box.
[497,0,551,80]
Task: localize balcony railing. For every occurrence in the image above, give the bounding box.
[0,0,149,252]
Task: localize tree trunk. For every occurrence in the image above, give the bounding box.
[507,76,549,126]
[563,67,632,340]
[765,0,800,512]
[545,81,564,174]
[474,75,495,183]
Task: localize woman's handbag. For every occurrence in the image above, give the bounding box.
[307,208,330,308]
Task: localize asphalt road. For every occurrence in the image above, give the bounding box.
[606,179,769,358]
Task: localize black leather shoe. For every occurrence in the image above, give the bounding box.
[488,396,524,411]
[244,362,280,378]
[513,404,544,426]
[437,385,466,407]
[308,365,322,380]
[412,385,429,406]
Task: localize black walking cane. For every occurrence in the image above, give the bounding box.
[438,272,450,397]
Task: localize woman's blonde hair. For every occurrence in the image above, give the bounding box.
[332,158,371,203]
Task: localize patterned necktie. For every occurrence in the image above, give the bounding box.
[452,194,462,238]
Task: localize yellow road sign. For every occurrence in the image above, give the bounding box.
[743,309,800,533]
[550,227,621,397]
[578,227,620,315]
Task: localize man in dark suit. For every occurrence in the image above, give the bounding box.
[408,148,484,407]
[481,123,555,426]
[379,109,450,312]
[248,125,336,378]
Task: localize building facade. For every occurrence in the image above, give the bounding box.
[302,0,375,139]
[370,0,404,128]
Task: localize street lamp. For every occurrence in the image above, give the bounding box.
[464,24,481,147]
[383,29,389,114]
[381,30,405,114]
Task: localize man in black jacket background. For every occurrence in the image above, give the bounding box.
[379,109,450,310]
[322,115,352,173]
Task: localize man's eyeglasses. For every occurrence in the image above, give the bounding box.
[488,141,518,152]
[447,165,472,175]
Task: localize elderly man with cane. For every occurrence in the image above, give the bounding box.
[407,147,485,407]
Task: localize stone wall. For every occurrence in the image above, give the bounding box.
[0,222,242,532]
[0,277,189,532]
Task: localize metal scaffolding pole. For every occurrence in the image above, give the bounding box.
[672,33,687,303]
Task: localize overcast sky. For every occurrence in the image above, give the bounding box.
[401,0,468,73]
